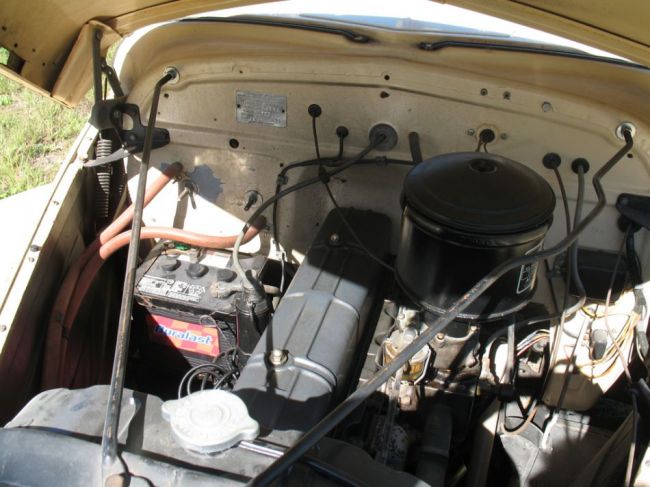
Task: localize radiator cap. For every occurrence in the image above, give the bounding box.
[162,390,259,453]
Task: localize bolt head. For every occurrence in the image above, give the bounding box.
[269,349,288,366]
[329,233,340,245]
[542,101,553,112]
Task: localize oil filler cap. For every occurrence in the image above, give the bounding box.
[161,390,259,454]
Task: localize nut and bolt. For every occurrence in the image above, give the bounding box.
[163,66,180,84]
[435,332,446,341]
[615,121,637,141]
[243,190,261,211]
[269,349,288,367]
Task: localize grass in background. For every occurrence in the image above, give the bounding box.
[0,48,91,198]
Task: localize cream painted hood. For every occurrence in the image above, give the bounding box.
[0,0,648,105]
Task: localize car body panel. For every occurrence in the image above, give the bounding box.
[0,0,649,105]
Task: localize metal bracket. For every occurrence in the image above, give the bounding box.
[616,193,650,231]
[101,61,125,98]
[89,28,166,167]
[88,97,170,163]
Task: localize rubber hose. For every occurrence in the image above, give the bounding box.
[42,163,183,389]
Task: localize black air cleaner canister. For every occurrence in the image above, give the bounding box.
[396,152,556,320]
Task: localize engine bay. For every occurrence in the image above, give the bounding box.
[1,17,650,487]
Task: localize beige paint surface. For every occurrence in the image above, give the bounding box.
[0,0,649,104]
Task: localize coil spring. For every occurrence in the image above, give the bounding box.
[94,138,113,220]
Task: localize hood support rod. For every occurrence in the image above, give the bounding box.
[100,67,177,483]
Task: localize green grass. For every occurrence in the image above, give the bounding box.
[0,48,91,198]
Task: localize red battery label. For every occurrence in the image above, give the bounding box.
[145,314,221,357]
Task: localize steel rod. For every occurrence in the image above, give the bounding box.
[100,70,175,475]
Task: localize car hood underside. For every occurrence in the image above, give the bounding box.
[0,0,648,106]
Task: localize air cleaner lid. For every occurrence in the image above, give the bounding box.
[162,389,259,454]
[403,152,555,235]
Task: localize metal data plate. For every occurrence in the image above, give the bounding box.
[236,91,287,127]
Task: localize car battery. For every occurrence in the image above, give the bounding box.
[134,245,270,371]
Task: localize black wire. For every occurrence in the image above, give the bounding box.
[271,155,413,248]
[551,166,573,316]
[553,167,572,236]
[312,116,322,162]
[408,132,423,164]
[310,116,394,273]
[213,369,239,390]
[270,129,411,289]
[178,363,220,399]
[200,352,221,391]
[541,168,574,398]
[550,167,573,312]
[569,167,587,299]
[626,231,643,286]
[272,156,337,250]
[234,138,387,293]
[541,168,586,407]
[177,348,239,398]
[555,166,587,406]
